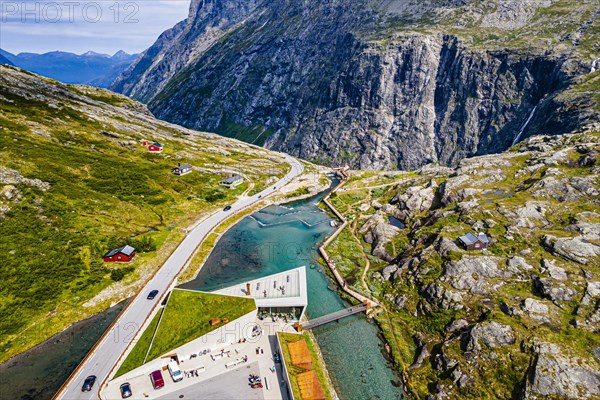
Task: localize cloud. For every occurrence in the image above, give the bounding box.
[0,0,191,54]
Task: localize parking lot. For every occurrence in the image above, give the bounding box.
[156,362,264,400]
[103,319,295,399]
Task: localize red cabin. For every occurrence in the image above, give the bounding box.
[143,140,164,153]
[102,245,136,263]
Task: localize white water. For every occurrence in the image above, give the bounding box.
[592,57,600,73]
[511,105,538,147]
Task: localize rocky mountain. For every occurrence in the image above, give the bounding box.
[0,49,137,88]
[328,128,600,398]
[112,0,600,169]
[0,53,13,66]
[0,65,289,365]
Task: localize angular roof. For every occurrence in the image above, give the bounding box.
[459,232,489,245]
[151,141,163,147]
[174,163,192,170]
[220,174,243,184]
[103,244,136,258]
[297,370,325,400]
[288,339,312,370]
[213,266,308,308]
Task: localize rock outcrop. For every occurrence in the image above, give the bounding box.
[524,354,600,399]
[466,321,516,352]
[342,131,600,398]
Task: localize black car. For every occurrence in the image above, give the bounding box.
[223,205,232,211]
[81,375,96,392]
[120,382,132,398]
[147,289,159,300]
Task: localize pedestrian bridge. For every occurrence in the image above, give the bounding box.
[297,304,369,331]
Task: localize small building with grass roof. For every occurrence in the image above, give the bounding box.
[108,267,309,399]
[114,288,257,378]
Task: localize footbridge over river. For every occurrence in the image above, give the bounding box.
[296,303,369,331]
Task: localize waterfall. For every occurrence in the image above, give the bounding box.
[511,105,538,147]
[592,57,600,73]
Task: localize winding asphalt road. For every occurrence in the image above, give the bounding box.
[55,154,303,400]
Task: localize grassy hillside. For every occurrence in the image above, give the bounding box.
[0,65,288,362]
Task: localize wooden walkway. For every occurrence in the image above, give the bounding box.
[319,169,380,309]
[302,304,368,330]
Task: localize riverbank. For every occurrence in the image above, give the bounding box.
[178,166,332,284]
[181,184,402,399]
[317,169,416,399]
[0,301,128,400]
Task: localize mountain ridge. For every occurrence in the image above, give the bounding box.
[0,48,138,88]
[111,0,600,169]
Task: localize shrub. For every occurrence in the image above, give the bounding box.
[110,267,134,281]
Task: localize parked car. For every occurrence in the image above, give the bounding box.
[81,375,96,392]
[223,205,232,211]
[119,382,132,398]
[147,289,159,300]
[168,360,183,382]
[150,370,165,390]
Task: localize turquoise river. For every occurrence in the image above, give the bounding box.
[182,190,403,400]
[0,187,403,400]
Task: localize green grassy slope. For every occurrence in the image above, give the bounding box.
[0,65,286,362]
[116,290,255,376]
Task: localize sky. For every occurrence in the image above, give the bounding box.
[0,0,191,55]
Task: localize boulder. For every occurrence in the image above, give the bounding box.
[0,167,50,191]
[581,281,600,306]
[410,343,430,370]
[381,264,399,281]
[515,201,548,220]
[434,236,463,256]
[433,352,457,372]
[543,235,600,265]
[566,222,600,241]
[484,219,497,228]
[394,184,435,212]
[444,319,469,335]
[521,298,549,315]
[466,321,515,352]
[444,256,510,294]
[531,340,560,355]
[507,256,534,273]
[424,283,464,311]
[439,175,470,205]
[524,354,600,399]
[547,265,568,281]
[394,295,408,310]
[534,277,577,302]
[360,213,401,262]
[456,199,479,213]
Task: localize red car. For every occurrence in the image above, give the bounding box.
[150,370,164,389]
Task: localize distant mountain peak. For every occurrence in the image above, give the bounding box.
[81,51,110,58]
[112,50,132,60]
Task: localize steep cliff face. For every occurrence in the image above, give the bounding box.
[111,0,262,102]
[112,0,600,169]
